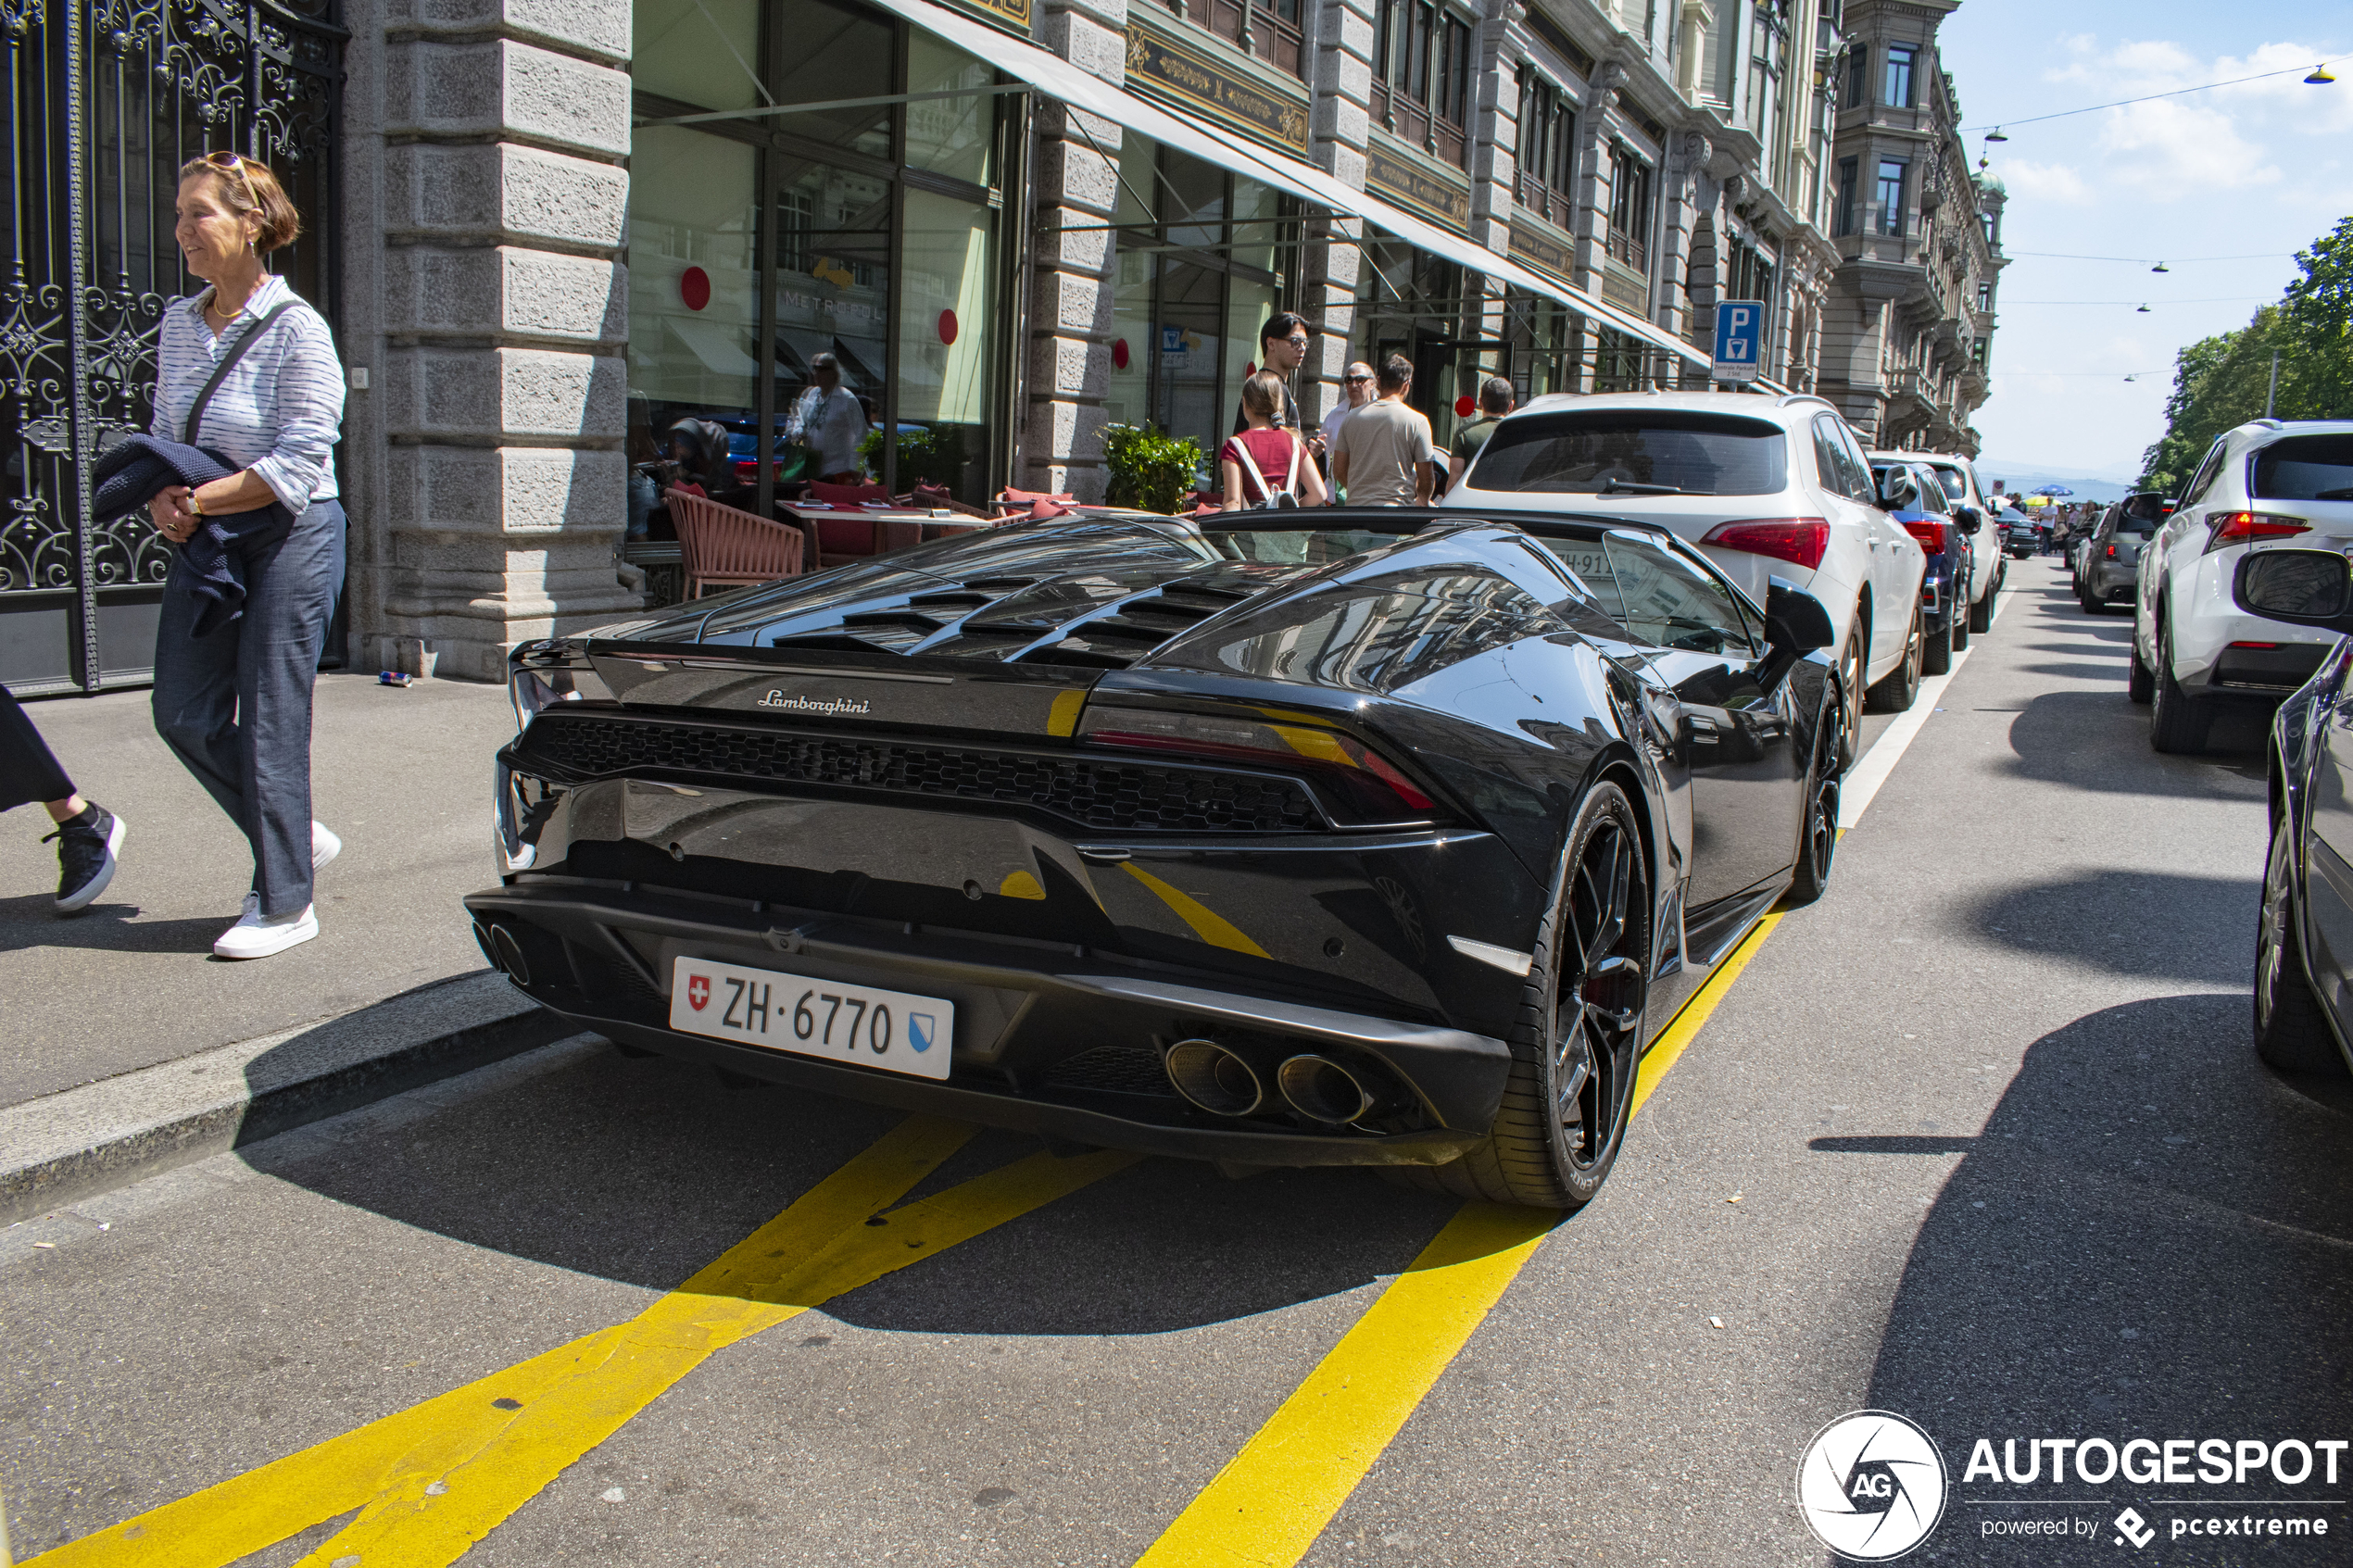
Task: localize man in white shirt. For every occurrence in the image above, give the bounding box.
[791,353,867,483]
[1321,361,1375,461]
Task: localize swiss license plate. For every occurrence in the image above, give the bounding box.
[667,956,954,1080]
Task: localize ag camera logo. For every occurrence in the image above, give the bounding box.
[1798,1411,1950,1560]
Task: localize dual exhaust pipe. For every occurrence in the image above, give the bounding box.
[1164,1038,1383,1124]
[473,918,530,986]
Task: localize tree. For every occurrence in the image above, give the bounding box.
[2140,216,2353,491]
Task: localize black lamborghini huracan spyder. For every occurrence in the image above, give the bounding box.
[464,508,1845,1209]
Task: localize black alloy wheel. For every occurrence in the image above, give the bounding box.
[1866,602,1924,712]
[2255,812,2347,1076]
[1835,625,1866,771]
[1411,781,1650,1210]
[2148,621,2211,754]
[1783,685,1844,908]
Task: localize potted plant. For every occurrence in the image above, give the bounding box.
[1101,423,1203,515]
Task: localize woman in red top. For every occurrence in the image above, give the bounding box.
[1218,371,1329,509]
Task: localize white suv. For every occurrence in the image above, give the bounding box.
[2133,420,2353,752]
[1910,452,2006,633]
[1445,390,1931,743]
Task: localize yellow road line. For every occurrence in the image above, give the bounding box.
[1130,911,1785,1567]
[31,1119,1136,1568]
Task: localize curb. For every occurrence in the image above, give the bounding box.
[0,970,573,1224]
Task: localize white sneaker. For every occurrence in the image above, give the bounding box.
[312,821,341,872]
[215,901,319,960]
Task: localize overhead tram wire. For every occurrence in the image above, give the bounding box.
[2004,250,2293,264]
[1962,61,2333,135]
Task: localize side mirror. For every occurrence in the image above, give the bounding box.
[1766,577,1837,652]
[2233,549,2353,633]
[1954,505,1982,534]
[1876,472,1919,511]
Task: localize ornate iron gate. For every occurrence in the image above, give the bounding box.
[0,0,340,695]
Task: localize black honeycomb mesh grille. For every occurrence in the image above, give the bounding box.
[515,712,1326,834]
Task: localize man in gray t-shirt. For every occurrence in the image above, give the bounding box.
[1330,356,1438,506]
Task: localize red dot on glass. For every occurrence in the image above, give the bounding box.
[679,267,711,312]
[938,309,959,345]
[1454,395,1476,418]
[1245,362,1257,376]
[1112,338,1130,370]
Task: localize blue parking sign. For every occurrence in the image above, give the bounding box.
[1713,300,1764,383]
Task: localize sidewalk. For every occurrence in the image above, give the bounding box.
[1,672,528,1110]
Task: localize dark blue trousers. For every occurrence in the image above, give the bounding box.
[152,499,345,917]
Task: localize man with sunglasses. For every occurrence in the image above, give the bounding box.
[1321,361,1376,479]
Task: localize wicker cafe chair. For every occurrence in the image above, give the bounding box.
[667,489,805,598]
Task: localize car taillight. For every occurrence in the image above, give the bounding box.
[1701,518,1830,571]
[1076,705,1437,822]
[1899,519,1948,555]
[2205,511,2309,552]
[2230,641,2281,649]
[2106,544,2117,558]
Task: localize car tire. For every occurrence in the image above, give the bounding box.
[2128,635,2155,704]
[1782,684,1843,909]
[1866,602,1923,712]
[1951,583,1971,651]
[1969,574,1996,635]
[1835,625,1865,771]
[1408,780,1649,1210]
[2149,624,2211,754]
[2255,813,2348,1077]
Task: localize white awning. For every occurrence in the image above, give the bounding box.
[861,0,1711,370]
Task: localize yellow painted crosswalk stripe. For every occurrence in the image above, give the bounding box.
[1131,913,1783,1566]
[31,1118,1137,1568]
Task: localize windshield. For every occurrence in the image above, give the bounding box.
[2252,435,2353,502]
[1197,526,1403,567]
[1469,411,1789,496]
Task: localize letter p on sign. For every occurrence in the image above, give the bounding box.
[1713,301,1764,383]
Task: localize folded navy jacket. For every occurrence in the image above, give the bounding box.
[93,434,292,637]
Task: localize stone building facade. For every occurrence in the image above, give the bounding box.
[324,0,2000,680]
[1815,0,2003,454]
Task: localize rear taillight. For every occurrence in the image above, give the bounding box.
[2230,641,2282,649]
[1701,518,1830,571]
[2106,545,2118,558]
[2205,511,2309,552]
[1076,705,1438,822]
[1899,519,1948,555]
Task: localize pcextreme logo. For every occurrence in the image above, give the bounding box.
[1797,1410,1950,1561]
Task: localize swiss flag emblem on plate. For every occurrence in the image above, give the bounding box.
[686,973,711,1011]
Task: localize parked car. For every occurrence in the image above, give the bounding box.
[2132,420,2353,752]
[1869,457,1974,673]
[469,508,1845,1211]
[2078,493,2171,613]
[2231,547,2353,1077]
[1911,452,2005,634]
[1446,391,1930,749]
[2000,508,2045,558]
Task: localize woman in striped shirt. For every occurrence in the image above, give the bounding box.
[145,152,347,960]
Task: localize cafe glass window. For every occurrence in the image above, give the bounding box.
[627,0,1014,508]
[1353,231,1475,446]
[1106,143,1300,489]
[1373,0,1475,168]
[1504,290,1576,402]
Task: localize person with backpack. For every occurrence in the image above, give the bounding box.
[141,151,346,960]
[1218,370,1328,510]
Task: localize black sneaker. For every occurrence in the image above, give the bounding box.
[45,803,124,913]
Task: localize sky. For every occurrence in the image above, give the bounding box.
[1934,0,2352,478]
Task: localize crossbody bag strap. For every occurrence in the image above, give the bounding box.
[183,298,299,447]
[1284,434,1303,498]
[1229,435,1276,506]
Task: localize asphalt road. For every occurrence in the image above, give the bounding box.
[7,558,2351,1567]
